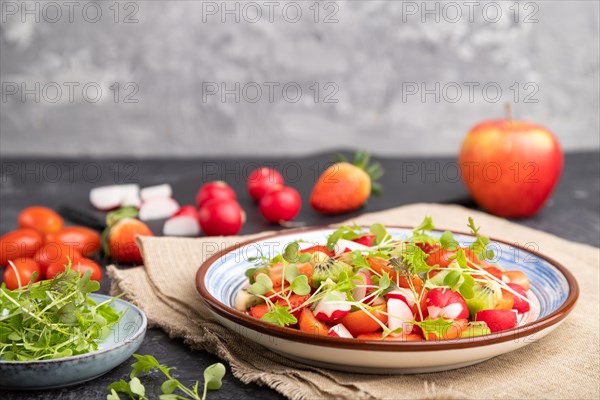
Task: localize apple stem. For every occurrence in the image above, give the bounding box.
[505,102,513,122]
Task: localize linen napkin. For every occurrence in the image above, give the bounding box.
[108,203,600,399]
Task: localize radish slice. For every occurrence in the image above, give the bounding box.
[328,323,353,338]
[90,184,140,210]
[314,291,351,322]
[163,215,200,237]
[387,298,415,334]
[173,205,199,219]
[140,184,173,201]
[352,270,373,302]
[334,239,369,256]
[121,186,142,208]
[386,288,417,307]
[139,197,180,221]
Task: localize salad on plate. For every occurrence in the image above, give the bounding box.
[234,217,533,341]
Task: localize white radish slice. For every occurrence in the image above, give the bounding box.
[173,205,199,219]
[328,323,353,338]
[352,270,373,302]
[121,186,142,208]
[139,197,180,221]
[163,215,200,237]
[386,288,417,307]
[387,298,415,334]
[427,303,464,320]
[140,184,173,201]
[334,239,369,255]
[313,291,351,321]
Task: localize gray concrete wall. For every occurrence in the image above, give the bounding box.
[1,0,598,157]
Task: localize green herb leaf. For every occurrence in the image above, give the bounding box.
[160,379,179,394]
[130,354,161,378]
[107,389,122,400]
[261,304,297,326]
[283,242,300,262]
[248,273,273,296]
[290,275,311,295]
[440,231,459,250]
[413,216,435,234]
[106,206,139,227]
[416,316,456,340]
[284,264,299,283]
[369,223,388,245]
[128,377,145,397]
[204,363,226,390]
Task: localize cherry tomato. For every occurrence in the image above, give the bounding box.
[298,307,330,336]
[18,206,64,235]
[33,242,82,276]
[0,229,43,266]
[259,186,301,223]
[3,258,41,290]
[426,248,456,268]
[299,245,334,257]
[504,270,529,291]
[339,305,388,336]
[247,167,285,201]
[46,257,103,281]
[196,181,236,208]
[46,226,101,257]
[198,199,245,236]
[495,289,515,311]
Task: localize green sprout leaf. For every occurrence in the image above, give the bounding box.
[416,316,456,340]
[284,264,299,283]
[160,379,179,394]
[369,223,388,245]
[440,231,459,250]
[261,304,297,327]
[248,273,273,296]
[283,242,300,262]
[204,363,226,390]
[290,275,311,295]
[128,377,146,398]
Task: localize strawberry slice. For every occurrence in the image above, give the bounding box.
[353,234,376,247]
[475,309,518,333]
[508,283,530,313]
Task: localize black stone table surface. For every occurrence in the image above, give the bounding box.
[1,151,598,399]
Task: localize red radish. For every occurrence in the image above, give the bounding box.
[247,167,285,201]
[140,184,172,201]
[139,197,180,221]
[314,291,352,322]
[425,288,469,320]
[328,323,353,338]
[352,270,373,302]
[334,239,368,256]
[121,188,141,208]
[475,309,518,333]
[172,205,200,219]
[386,288,417,307]
[196,181,236,208]
[198,199,245,236]
[353,234,376,247]
[90,184,140,211]
[387,298,415,334]
[163,215,200,237]
[258,186,301,223]
[508,283,530,313]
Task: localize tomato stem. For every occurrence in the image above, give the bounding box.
[504,102,513,122]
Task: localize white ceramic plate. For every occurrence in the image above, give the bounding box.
[196,227,578,373]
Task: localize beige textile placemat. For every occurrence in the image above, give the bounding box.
[108,203,600,399]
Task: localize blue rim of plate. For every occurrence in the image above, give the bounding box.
[196,225,579,351]
[0,294,147,365]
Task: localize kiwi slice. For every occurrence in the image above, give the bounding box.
[311,258,353,288]
[461,321,492,338]
[465,283,498,316]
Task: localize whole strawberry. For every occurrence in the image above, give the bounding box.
[107,217,153,264]
[310,152,383,215]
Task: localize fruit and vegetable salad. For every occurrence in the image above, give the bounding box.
[234,217,532,341]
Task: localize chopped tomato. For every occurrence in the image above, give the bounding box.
[250,303,269,319]
[258,262,314,292]
[339,305,388,336]
[299,245,334,257]
[426,248,455,268]
[298,307,329,336]
[473,266,503,281]
[504,270,529,291]
[357,332,423,341]
[426,319,468,341]
[368,258,424,293]
[495,289,515,311]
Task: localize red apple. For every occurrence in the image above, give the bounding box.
[459,106,563,218]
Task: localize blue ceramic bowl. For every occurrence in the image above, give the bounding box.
[0,294,147,390]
